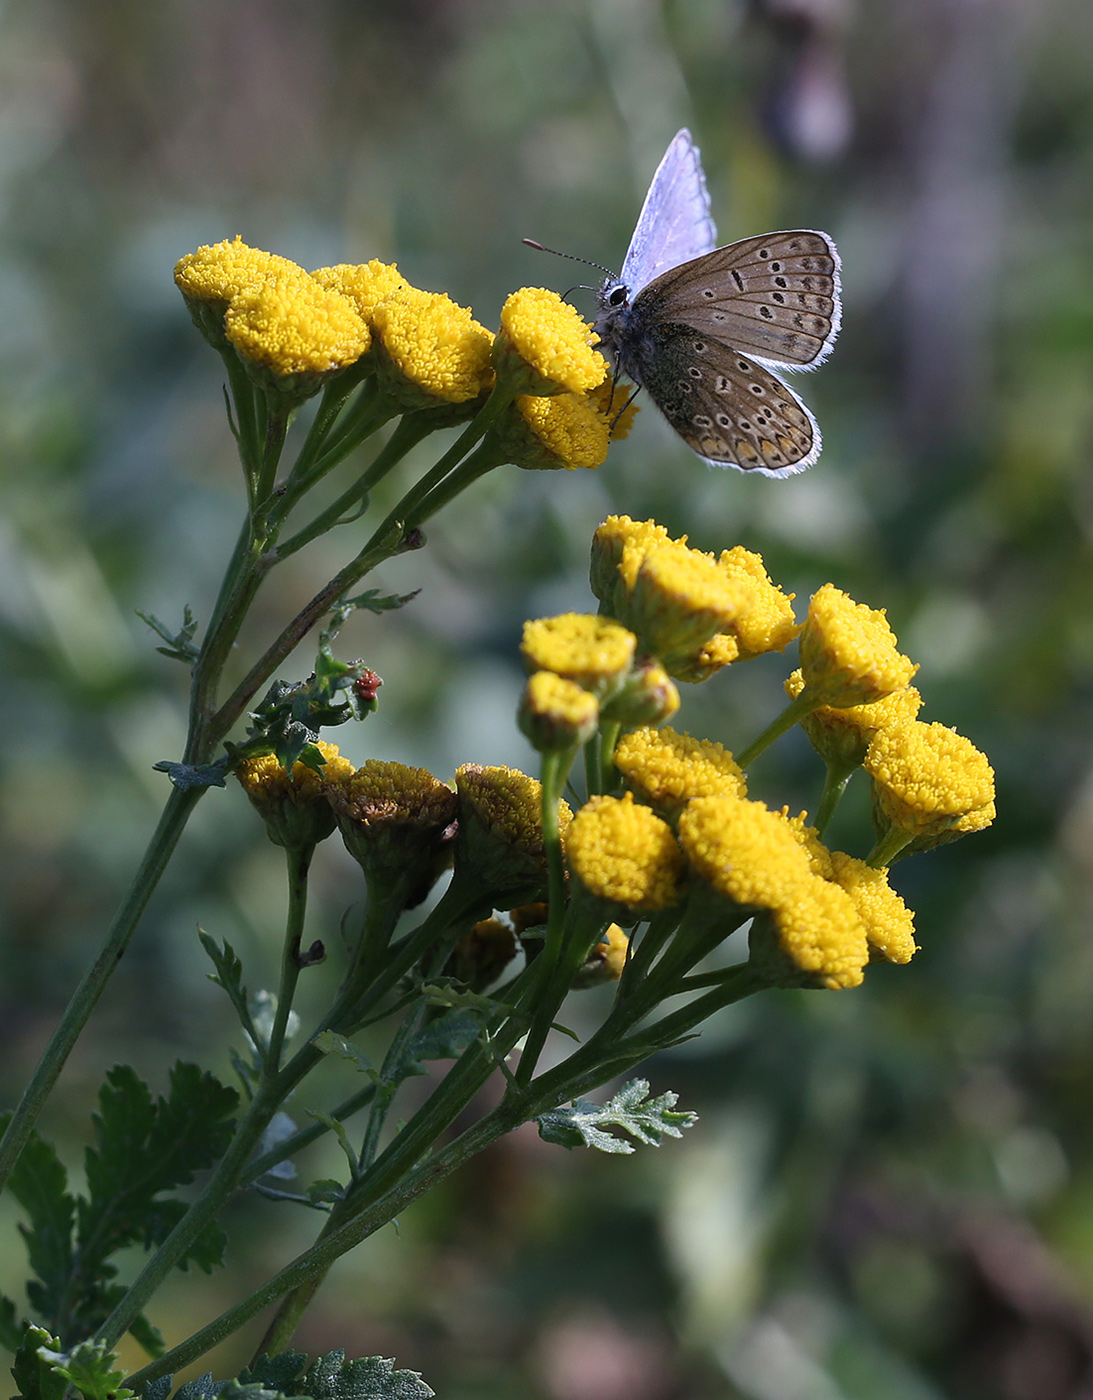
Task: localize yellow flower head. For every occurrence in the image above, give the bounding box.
[519,671,600,753]
[600,657,681,728]
[614,726,746,822]
[310,259,411,324]
[678,794,869,988]
[829,851,917,964]
[865,720,996,846]
[785,810,836,879]
[496,390,612,471]
[236,741,354,850]
[671,632,741,685]
[455,763,572,906]
[224,272,370,393]
[590,515,674,614]
[717,546,799,661]
[494,287,607,396]
[798,584,918,708]
[521,614,636,698]
[588,377,640,440]
[325,759,459,904]
[371,288,494,408]
[573,923,630,987]
[566,792,685,913]
[678,794,814,909]
[175,236,312,350]
[622,541,748,678]
[785,668,923,771]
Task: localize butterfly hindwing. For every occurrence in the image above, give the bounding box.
[640,230,841,369]
[625,317,819,474]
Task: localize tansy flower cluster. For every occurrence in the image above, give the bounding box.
[175,236,628,470]
[517,514,994,995]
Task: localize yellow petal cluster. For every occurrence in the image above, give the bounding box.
[716,546,799,660]
[588,377,640,440]
[865,721,996,842]
[496,287,607,395]
[678,795,869,989]
[519,671,600,753]
[372,288,495,406]
[311,259,411,323]
[785,668,923,770]
[613,726,746,821]
[623,541,748,678]
[501,391,612,471]
[175,237,370,386]
[224,273,371,378]
[566,793,686,913]
[590,515,673,611]
[521,614,636,696]
[798,584,918,707]
[829,852,918,964]
[325,759,460,903]
[236,741,354,849]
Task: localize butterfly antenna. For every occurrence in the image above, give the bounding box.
[523,238,616,280]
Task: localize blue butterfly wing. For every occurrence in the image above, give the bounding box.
[619,129,718,294]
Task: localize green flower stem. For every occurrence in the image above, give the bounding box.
[221,351,263,490]
[272,410,438,561]
[617,908,684,1001]
[583,731,602,796]
[736,689,820,769]
[0,783,204,1194]
[254,399,293,506]
[127,960,766,1384]
[210,390,516,744]
[400,437,506,532]
[265,845,313,1074]
[598,720,621,789]
[242,1080,378,1186]
[256,997,432,1358]
[867,826,914,868]
[814,760,856,838]
[514,747,575,1085]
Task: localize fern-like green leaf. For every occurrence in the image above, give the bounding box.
[537,1079,697,1154]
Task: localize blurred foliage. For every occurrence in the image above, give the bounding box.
[1,0,1092,1397]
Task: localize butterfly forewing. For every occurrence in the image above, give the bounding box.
[640,230,841,369]
[620,130,717,292]
[629,320,819,474]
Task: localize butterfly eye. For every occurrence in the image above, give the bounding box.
[609,286,628,308]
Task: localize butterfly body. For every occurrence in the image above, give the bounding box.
[593,131,841,476]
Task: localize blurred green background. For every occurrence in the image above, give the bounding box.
[2,1,1093,1397]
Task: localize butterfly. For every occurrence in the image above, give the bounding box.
[592,129,841,476]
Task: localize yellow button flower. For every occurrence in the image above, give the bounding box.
[224,272,370,386]
[175,236,312,351]
[677,795,869,990]
[454,764,573,906]
[623,541,748,678]
[325,759,459,904]
[521,614,636,697]
[785,668,923,771]
[310,259,411,323]
[236,741,354,849]
[566,793,685,913]
[446,918,518,991]
[519,671,600,753]
[798,583,918,708]
[865,720,996,849]
[829,852,918,964]
[495,287,607,396]
[497,390,612,471]
[371,288,495,408]
[614,726,746,821]
[717,546,799,661]
[589,515,674,613]
[600,657,681,728]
